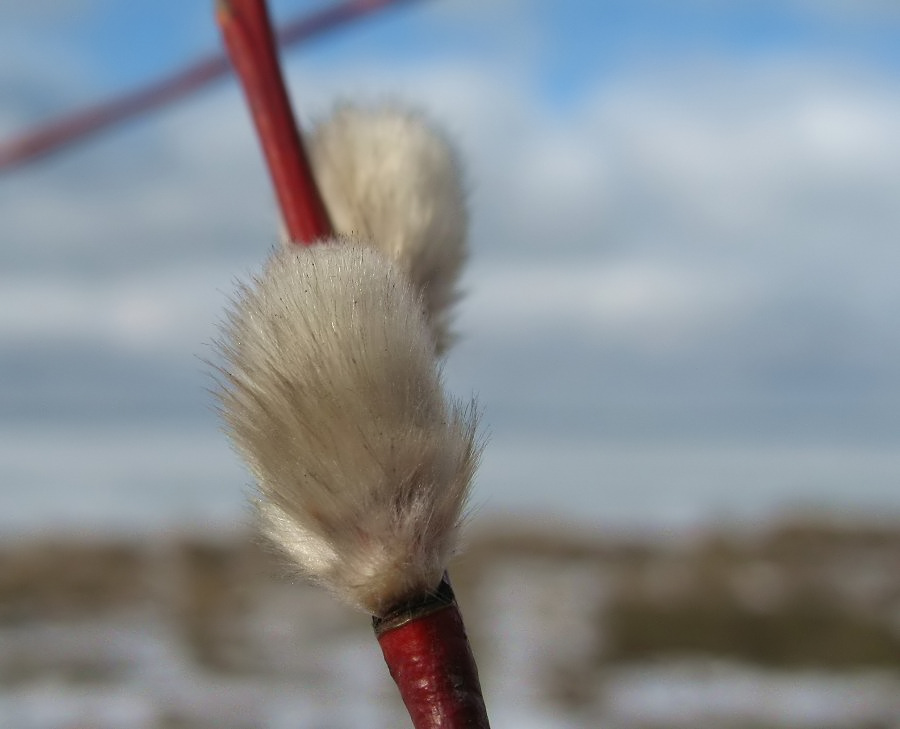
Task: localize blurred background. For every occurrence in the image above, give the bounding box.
[1,1,898,727]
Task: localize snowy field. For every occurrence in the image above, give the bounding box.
[0,524,897,729]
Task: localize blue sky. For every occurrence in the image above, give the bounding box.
[9,1,900,124]
[1,0,899,534]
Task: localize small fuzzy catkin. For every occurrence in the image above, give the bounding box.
[216,241,479,616]
[308,103,468,354]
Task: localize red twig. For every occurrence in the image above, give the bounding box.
[375,577,491,728]
[0,57,224,173]
[217,0,332,244]
[0,0,420,173]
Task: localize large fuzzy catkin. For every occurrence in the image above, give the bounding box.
[308,104,468,354]
[215,241,479,616]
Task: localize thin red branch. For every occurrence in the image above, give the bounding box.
[0,0,421,173]
[375,579,491,729]
[218,0,332,244]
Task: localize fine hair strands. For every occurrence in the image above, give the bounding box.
[305,103,469,355]
[214,241,480,617]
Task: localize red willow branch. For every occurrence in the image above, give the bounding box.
[0,0,421,173]
[217,0,332,243]
[214,1,490,727]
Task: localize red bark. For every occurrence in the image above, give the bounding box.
[218,0,333,244]
[376,580,491,728]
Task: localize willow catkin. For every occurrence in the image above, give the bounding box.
[216,241,479,616]
[307,104,468,354]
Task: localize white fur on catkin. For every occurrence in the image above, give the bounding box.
[307,104,468,354]
[216,241,479,616]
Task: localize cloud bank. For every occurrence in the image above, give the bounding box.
[2,1,899,528]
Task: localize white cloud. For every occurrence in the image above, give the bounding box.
[4,47,899,379]
[0,266,236,354]
[2,9,900,529]
[463,260,756,355]
[479,437,900,528]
